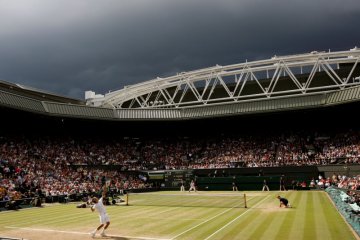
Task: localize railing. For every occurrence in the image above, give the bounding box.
[326,187,360,237]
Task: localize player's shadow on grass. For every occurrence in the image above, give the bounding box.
[99,234,158,240]
[99,236,132,240]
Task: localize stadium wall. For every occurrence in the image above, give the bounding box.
[318,165,360,178]
[151,165,359,191]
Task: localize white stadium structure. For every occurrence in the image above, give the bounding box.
[1,48,360,121]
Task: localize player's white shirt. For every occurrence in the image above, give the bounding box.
[93,197,110,224]
[94,197,107,215]
[189,181,196,191]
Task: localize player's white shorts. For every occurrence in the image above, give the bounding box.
[99,213,110,224]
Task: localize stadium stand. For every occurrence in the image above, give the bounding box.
[1,125,360,209]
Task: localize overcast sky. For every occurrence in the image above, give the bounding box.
[0,0,359,99]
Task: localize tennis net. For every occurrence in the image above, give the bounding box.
[125,192,247,208]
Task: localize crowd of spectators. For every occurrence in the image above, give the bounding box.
[1,129,360,207]
[0,144,150,210]
[143,130,360,169]
[2,130,359,171]
[315,173,360,191]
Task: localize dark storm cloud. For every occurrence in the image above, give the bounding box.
[0,0,359,99]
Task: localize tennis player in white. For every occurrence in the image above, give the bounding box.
[90,183,111,238]
[189,180,196,192]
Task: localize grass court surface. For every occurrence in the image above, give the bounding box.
[0,191,358,240]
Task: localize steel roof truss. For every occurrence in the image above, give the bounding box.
[304,60,319,90]
[267,64,281,94]
[178,84,189,107]
[268,66,283,97]
[155,91,164,107]
[159,88,173,106]
[233,71,246,96]
[237,71,251,97]
[249,71,267,95]
[319,59,343,87]
[344,58,359,84]
[128,99,136,108]
[187,80,202,102]
[283,63,303,91]
[89,49,360,109]
[138,95,149,108]
[134,97,144,108]
[169,84,182,105]
[199,77,212,100]
[206,77,219,103]
[216,75,233,98]
[142,92,153,107]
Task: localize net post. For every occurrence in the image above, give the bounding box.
[126,193,129,206]
[244,193,247,208]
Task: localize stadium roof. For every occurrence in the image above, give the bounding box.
[0,79,84,105]
[86,48,360,110]
[1,48,360,121]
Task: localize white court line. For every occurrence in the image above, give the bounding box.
[203,195,271,240]
[5,226,170,240]
[169,196,255,240]
[5,227,89,235]
[0,236,29,240]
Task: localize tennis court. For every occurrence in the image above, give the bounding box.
[0,191,358,240]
